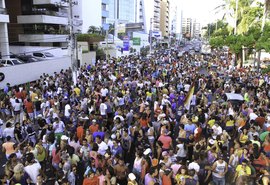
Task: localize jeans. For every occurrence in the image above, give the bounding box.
[212,176,225,185]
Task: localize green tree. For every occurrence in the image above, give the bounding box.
[87,26,98,34]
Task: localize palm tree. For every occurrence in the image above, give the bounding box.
[87,26,98,34]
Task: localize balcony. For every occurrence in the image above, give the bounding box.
[17,15,68,25]
[0,8,9,23]
[33,0,68,6]
[19,34,68,43]
[102,10,109,18]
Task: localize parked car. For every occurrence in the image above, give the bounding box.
[0,59,24,67]
[32,52,55,60]
[17,55,41,63]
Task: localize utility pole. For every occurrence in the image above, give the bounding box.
[106,29,109,61]
[68,0,77,85]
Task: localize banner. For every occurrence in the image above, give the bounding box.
[133,37,141,45]
[123,36,130,51]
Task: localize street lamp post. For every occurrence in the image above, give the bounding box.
[150,18,153,54]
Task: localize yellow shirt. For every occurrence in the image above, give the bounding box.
[236,165,251,177]
[175,174,188,184]
[208,119,215,127]
[146,92,152,97]
[226,120,234,127]
[31,92,38,102]
[74,87,81,96]
[239,134,248,144]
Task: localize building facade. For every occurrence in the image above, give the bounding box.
[192,19,201,38]
[6,0,82,46]
[160,0,169,37]
[137,0,161,34]
[0,0,9,58]
[108,0,136,24]
[182,17,192,36]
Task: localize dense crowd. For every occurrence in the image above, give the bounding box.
[0,48,270,185]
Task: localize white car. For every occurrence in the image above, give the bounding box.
[32,52,55,60]
[0,59,24,67]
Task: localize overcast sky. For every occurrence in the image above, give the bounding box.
[176,0,224,25]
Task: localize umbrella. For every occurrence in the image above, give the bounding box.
[259,131,270,142]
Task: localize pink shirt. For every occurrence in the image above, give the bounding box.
[158,135,172,150]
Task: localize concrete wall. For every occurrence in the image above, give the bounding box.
[0,57,71,89]
[81,51,96,66]
[9,46,68,57]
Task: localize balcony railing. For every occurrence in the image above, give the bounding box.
[23,9,68,17]
[23,29,69,35]
[0,8,7,14]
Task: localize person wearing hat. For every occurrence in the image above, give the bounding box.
[128,173,138,185]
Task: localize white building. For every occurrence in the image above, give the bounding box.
[0,0,9,59]
[136,0,161,34]
[182,17,192,36]
[169,0,177,34]
[6,0,82,47]
[108,0,136,24]
[192,19,201,38]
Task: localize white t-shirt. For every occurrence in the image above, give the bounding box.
[188,162,200,173]
[3,127,15,138]
[24,162,41,183]
[100,103,107,116]
[53,121,65,133]
[64,104,71,117]
[98,141,108,155]
[184,84,190,92]
[100,88,108,97]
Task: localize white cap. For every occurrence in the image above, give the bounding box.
[143,148,151,155]
[61,135,69,140]
[128,173,136,181]
[111,134,116,139]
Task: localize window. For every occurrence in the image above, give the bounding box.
[1,60,6,64]
[44,52,54,57]
[12,60,21,65]
[102,4,106,11]
[33,53,44,57]
[7,60,12,65]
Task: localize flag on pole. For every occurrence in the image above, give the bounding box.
[184,83,195,110]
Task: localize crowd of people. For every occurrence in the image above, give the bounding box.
[0,47,270,185]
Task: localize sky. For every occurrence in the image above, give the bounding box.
[175,0,224,25]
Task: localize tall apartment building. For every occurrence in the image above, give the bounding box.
[160,0,169,37]
[182,17,192,36]
[6,0,82,47]
[137,0,161,34]
[169,0,177,35]
[192,19,201,38]
[0,0,9,58]
[108,0,136,24]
